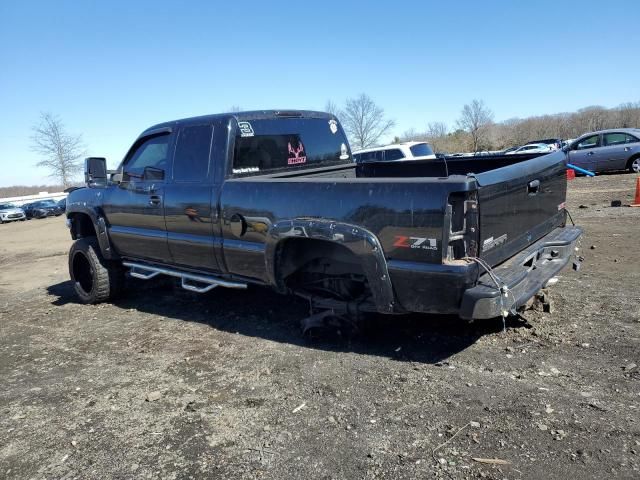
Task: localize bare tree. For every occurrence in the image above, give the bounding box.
[456,99,494,152]
[324,100,341,118]
[340,94,395,150]
[31,113,85,188]
[400,128,422,142]
[426,122,448,138]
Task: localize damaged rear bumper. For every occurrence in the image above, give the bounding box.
[459,226,583,320]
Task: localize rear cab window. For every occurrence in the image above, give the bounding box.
[230,117,351,176]
[409,143,434,157]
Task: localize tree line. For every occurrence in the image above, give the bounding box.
[26,99,640,188]
[328,95,640,154]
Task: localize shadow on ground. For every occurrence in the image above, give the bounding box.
[47,278,526,365]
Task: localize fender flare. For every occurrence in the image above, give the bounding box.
[265,218,396,314]
[66,205,118,260]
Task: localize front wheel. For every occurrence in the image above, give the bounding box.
[69,237,123,304]
[629,156,640,173]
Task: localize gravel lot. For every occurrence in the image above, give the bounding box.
[1,173,639,479]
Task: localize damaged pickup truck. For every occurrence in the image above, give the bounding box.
[66,110,582,325]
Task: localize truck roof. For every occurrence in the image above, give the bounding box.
[140,110,334,138]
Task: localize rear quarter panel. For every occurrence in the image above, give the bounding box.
[218,178,471,282]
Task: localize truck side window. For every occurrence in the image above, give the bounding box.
[125,134,170,178]
[173,125,213,182]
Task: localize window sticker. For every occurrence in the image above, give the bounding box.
[232,166,260,174]
[287,140,307,165]
[328,119,338,134]
[238,121,255,137]
[340,142,349,160]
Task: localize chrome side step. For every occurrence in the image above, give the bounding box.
[122,261,247,293]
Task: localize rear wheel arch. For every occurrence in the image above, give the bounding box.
[275,238,365,287]
[268,223,397,313]
[627,154,640,173]
[274,237,370,301]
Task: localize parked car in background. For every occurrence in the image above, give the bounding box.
[501,146,519,154]
[566,128,640,173]
[505,143,552,155]
[528,138,562,150]
[0,203,26,223]
[23,200,64,219]
[353,141,436,163]
[57,197,67,211]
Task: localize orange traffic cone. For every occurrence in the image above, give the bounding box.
[632,177,640,207]
[566,169,575,180]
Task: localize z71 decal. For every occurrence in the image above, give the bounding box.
[393,236,438,250]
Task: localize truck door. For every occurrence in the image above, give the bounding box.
[163,123,220,271]
[568,134,600,172]
[103,131,172,262]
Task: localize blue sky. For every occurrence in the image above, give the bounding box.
[1,0,638,186]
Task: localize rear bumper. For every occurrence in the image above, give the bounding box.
[459,226,582,319]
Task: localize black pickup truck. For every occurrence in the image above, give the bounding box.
[66,110,582,322]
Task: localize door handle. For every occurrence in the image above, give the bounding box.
[587,151,595,156]
[149,195,162,206]
[527,179,540,195]
[624,147,631,151]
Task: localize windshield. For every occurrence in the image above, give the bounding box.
[409,143,434,157]
[0,203,16,209]
[232,117,351,176]
[37,200,57,207]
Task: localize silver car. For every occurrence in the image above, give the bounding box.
[566,128,640,173]
[0,203,26,223]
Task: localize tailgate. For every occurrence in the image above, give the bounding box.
[474,151,567,267]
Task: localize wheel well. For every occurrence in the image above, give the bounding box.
[275,238,369,300]
[627,154,640,169]
[69,213,97,239]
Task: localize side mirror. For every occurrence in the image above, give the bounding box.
[85,157,107,187]
[143,166,165,181]
[111,168,123,184]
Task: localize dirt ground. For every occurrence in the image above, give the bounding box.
[1,173,639,479]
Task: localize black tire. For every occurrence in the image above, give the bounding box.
[69,237,123,304]
[628,155,640,174]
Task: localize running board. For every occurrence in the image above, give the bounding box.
[122,261,247,292]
